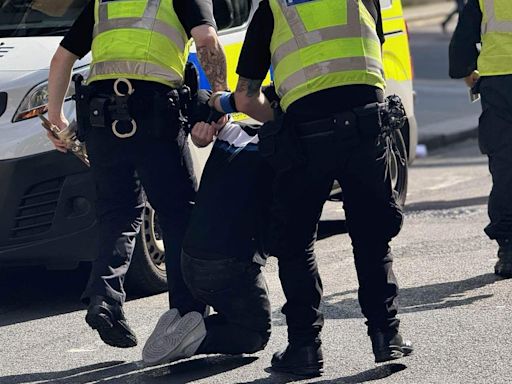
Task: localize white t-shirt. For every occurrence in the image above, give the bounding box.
[216,120,260,149]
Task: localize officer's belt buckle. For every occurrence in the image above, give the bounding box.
[112,78,137,139]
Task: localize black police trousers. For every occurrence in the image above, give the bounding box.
[181,142,272,355]
[269,117,403,345]
[478,75,512,243]
[81,82,205,315]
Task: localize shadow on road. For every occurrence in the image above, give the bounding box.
[0,355,258,384]
[237,363,407,384]
[325,273,498,320]
[0,264,156,327]
[0,265,89,327]
[405,196,488,212]
[271,273,499,324]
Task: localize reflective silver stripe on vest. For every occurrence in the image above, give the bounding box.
[277,0,359,36]
[94,0,186,50]
[90,61,183,85]
[94,18,186,51]
[271,23,377,70]
[277,56,383,96]
[98,1,108,21]
[482,0,512,33]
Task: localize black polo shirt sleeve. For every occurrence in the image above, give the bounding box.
[175,0,217,36]
[236,0,384,81]
[60,0,216,59]
[60,0,93,59]
[449,0,482,79]
[236,0,273,80]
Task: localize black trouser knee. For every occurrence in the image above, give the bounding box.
[181,251,271,355]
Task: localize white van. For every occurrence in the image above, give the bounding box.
[0,0,417,293]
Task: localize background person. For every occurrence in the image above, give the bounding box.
[46,0,228,348]
[449,0,512,278]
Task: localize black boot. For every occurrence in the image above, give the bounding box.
[271,342,323,377]
[370,330,413,363]
[85,296,138,348]
[495,242,512,278]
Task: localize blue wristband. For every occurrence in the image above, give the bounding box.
[220,93,236,114]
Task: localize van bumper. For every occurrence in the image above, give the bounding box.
[0,151,97,268]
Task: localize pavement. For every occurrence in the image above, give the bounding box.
[403,2,480,151]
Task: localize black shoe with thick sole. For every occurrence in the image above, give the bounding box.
[85,296,138,348]
[495,244,512,278]
[271,342,323,377]
[370,330,413,363]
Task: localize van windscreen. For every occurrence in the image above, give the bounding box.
[0,0,88,37]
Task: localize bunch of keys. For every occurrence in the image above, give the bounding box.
[39,114,90,167]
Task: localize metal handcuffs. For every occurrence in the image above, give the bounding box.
[112,78,137,139]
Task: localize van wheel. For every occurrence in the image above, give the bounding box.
[388,129,408,207]
[125,204,167,295]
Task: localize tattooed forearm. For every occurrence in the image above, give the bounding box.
[236,77,263,98]
[196,43,228,92]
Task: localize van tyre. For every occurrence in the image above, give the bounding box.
[125,204,167,295]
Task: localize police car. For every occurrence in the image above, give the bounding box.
[0,0,417,294]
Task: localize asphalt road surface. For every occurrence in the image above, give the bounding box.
[1,17,511,384]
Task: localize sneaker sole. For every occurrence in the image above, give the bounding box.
[143,308,181,352]
[142,311,206,366]
[85,312,137,348]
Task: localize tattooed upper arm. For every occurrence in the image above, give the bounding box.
[236,77,263,98]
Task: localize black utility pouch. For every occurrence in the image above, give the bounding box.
[353,102,384,139]
[259,114,304,173]
[89,96,110,128]
[72,74,96,139]
[332,110,359,148]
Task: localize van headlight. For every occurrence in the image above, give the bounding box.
[13,67,89,123]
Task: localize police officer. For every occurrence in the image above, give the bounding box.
[46,0,228,348]
[210,0,412,376]
[449,0,512,278]
[142,88,277,365]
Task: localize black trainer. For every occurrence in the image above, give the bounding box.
[370,330,413,363]
[85,296,138,348]
[271,342,323,377]
[495,244,512,278]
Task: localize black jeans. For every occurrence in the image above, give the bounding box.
[269,118,402,345]
[478,75,512,242]
[182,144,272,354]
[81,84,204,315]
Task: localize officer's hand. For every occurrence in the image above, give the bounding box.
[464,71,480,88]
[46,115,69,153]
[46,131,68,153]
[191,121,217,148]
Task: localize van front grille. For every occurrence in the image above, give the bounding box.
[0,92,6,118]
[10,178,64,239]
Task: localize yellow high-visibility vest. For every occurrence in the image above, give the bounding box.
[88,0,191,87]
[269,0,385,111]
[478,0,512,76]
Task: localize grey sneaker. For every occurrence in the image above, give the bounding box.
[142,310,206,366]
[495,244,512,278]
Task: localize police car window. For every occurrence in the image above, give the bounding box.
[0,0,88,37]
[213,0,251,31]
[379,0,393,9]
